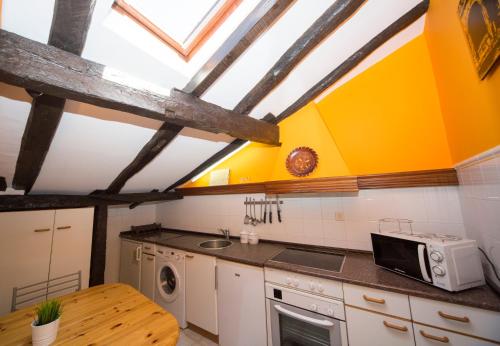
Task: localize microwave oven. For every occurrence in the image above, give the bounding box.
[371,232,485,292]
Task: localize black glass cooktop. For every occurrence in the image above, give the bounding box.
[271,248,345,272]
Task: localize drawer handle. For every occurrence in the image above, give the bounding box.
[363,294,385,304]
[144,246,151,250]
[56,226,71,230]
[420,330,450,343]
[157,250,164,254]
[34,228,51,233]
[438,311,470,323]
[147,257,154,261]
[185,255,194,259]
[383,320,408,332]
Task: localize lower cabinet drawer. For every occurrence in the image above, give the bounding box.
[414,324,498,346]
[346,306,415,346]
[410,296,500,343]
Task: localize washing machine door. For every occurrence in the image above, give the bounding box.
[156,262,180,302]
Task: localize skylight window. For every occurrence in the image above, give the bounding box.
[113,0,241,61]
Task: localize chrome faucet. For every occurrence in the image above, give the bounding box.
[219,228,230,240]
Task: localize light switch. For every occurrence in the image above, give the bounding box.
[335,212,345,221]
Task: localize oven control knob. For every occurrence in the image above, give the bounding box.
[432,265,446,277]
[310,304,318,312]
[285,277,292,285]
[309,282,316,290]
[293,279,299,287]
[430,251,444,262]
[327,308,334,316]
[317,283,324,293]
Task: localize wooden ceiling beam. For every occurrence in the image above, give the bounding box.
[103,1,292,195]
[166,0,429,190]
[184,0,294,97]
[0,29,280,145]
[0,191,182,212]
[12,0,96,193]
[233,0,366,115]
[105,123,183,193]
[275,0,429,122]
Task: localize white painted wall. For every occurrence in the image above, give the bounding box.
[105,204,157,284]
[455,146,500,292]
[156,187,465,251]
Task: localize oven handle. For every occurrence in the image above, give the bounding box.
[273,304,334,327]
[418,244,432,282]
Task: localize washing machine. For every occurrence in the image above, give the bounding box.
[154,246,187,328]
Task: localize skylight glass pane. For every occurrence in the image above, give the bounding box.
[127,0,222,47]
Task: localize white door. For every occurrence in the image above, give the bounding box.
[217,260,267,346]
[186,252,217,335]
[49,208,94,297]
[119,239,142,290]
[0,210,55,315]
[141,253,155,300]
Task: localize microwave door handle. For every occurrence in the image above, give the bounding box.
[418,244,432,282]
[274,304,334,327]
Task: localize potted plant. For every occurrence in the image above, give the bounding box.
[31,300,62,346]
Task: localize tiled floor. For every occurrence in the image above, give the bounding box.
[177,328,218,346]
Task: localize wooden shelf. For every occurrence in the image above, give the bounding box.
[176,169,458,196]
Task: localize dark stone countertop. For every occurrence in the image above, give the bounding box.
[120,229,500,312]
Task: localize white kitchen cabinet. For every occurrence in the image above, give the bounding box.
[217,260,266,346]
[119,239,142,290]
[414,323,497,346]
[0,208,94,316]
[346,306,415,346]
[140,252,155,300]
[49,208,94,297]
[185,252,218,335]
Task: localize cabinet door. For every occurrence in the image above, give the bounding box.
[346,306,415,346]
[49,208,94,295]
[186,252,217,335]
[415,324,497,346]
[140,253,155,300]
[0,210,54,315]
[217,260,266,346]
[119,239,142,290]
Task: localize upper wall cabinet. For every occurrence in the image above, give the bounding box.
[0,208,94,316]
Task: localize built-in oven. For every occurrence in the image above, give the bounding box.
[265,282,347,346]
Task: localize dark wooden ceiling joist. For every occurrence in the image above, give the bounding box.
[105,123,183,193]
[11,0,96,193]
[166,0,429,190]
[233,0,366,115]
[184,0,294,97]
[0,29,280,145]
[0,191,182,212]
[275,0,429,122]
[105,0,292,195]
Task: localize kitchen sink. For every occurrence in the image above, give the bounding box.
[198,239,233,249]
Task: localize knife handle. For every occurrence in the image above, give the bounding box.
[277,210,282,223]
[269,210,272,224]
[263,211,267,223]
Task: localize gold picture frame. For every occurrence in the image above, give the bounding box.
[458,0,499,79]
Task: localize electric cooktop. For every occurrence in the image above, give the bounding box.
[270,248,345,272]
[142,231,184,242]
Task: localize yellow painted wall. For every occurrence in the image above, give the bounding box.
[424,0,500,164]
[187,34,453,187]
[317,35,452,175]
[186,103,351,187]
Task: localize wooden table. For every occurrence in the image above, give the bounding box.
[0,283,179,345]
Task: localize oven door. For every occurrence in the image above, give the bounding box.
[371,233,432,283]
[267,299,342,346]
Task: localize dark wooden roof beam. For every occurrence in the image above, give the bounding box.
[0,29,279,145]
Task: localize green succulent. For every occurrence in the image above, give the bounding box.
[34,300,62,326]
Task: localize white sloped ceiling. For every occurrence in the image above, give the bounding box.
[0,0,426,194]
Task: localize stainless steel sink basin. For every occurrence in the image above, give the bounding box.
[198,239,233,249]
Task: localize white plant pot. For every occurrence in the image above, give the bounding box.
[31,317,60,346]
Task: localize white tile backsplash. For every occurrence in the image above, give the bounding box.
[456,145,500,292]
[156,186,465,251]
